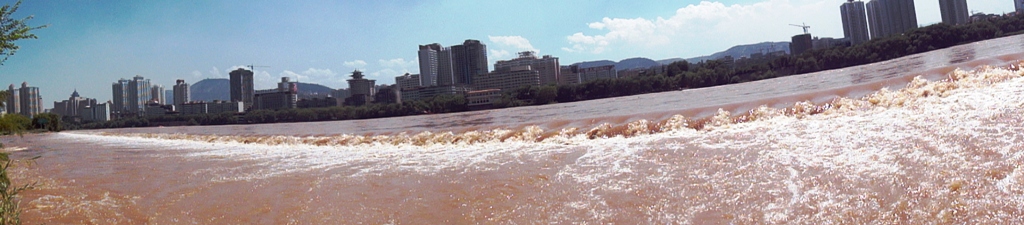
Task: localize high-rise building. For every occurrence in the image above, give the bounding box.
[418,44,442,86]
[450,39,488,85]
[6,84,19,115]
[151,84,165,104]
[494,51,561,86]
[126,76,151,116]
[52,90,97,119]
[867,0,918,39]
[939,0,969,25]
[174,79,190,105]
[437,47,455,86]
[111,79,129,117]
[229,68,254,110]
[1017,0,1023,12]
[841,0,871,45]
[790,33,813,55]
[17,82,41,117]
[345,70,376,105]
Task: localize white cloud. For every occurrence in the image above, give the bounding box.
[563,0,837,57]
[488,35,539,54]
[208,67,223,78]
[191,70,202,79]
[378,58,417,69]
[343,60,368,69]
[490,49,510,59]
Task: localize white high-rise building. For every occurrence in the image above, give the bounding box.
[418,44,441,86]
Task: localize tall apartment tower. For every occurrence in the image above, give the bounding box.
[127,76,151,116]
[17,82,41,118]
[418,43,442,86]
[840,0,871,45]
[437,47,455,86]
[450,40,489,85]
[229,68,254,110]
[1017,0,1023,12]
[493,51,561,85]
[111,79,129,117]
[173,79,190,105]
[151,84,165,104]
[867,0,918,39]
[6,84,19,115]
[939,0,969,25]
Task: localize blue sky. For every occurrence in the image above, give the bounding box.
[0,0,1014,104]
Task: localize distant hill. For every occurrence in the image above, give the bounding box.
[685,42,790,63]
[656,58,685,65]
[572,60,616,69]
[615,58,659,71]
[190,78,337,102]
[191,78,230,102]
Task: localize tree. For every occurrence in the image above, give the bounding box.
[1,0,47,65]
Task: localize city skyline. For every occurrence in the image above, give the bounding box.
[0,0,1015,104]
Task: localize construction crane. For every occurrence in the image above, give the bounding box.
[790,23,810,34]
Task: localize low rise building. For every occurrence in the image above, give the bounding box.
[578,65,617,83]
[175,101,244,115]
[254,77,298,110]
[472,65,541,91]
[466,89,502,110]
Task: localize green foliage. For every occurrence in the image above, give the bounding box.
[0,0,47,65]
[0,152,32,225]
[0,114,28,136]
[30,113,60,132]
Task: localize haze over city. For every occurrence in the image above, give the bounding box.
[0,0,1015,103]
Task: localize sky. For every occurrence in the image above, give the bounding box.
[0,0,1015,104]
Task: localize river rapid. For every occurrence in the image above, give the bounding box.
[4,34,1024,224]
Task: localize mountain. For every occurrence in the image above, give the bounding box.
[190,78,230,102]
[615,58,659,71]
[685,42,790,63]
[190,78,337,102]
[572,60,616,69]
[656,58,685,65]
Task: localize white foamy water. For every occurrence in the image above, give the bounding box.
[6,34,1024,224]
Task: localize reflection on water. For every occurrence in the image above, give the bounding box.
[4,34,1024,224]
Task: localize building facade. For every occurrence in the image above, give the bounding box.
[173,79,190,105]
[494,51,560,86]
[578,65,617,83]
[17,82,42,118]
[229,68,255,110]
[437,47,455,86]
[399,85,472,102]
[841,0,871,45]
[52,90,97,120]
[450,39,489,85]
[123,76,152,116]
[790,33,813,55]
[472,66,541,92]
[417,44,441,86]
[111,78,129,117]
[151,84,165,104]
[395,73,421,90]
[254,77,298,110]
[176,101,243,115]
[1017,0,1023,12]
[939,0,969,25]
[559,66,581,85]
[867,0,918,39]
[345,70,376,104]
[6,84,19,116]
